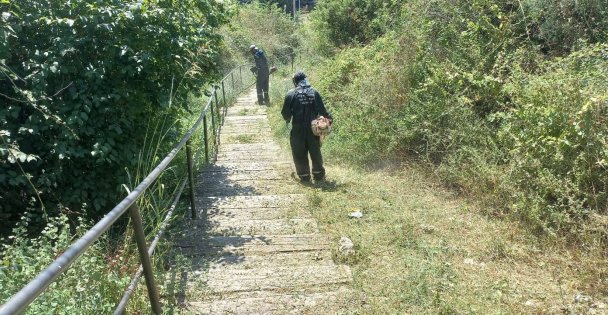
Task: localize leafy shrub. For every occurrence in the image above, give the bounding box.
[310,0,401,49]
[499,43,608,233]
[0,214,138,313]
[0,0,228,232]
[520,0,608,55]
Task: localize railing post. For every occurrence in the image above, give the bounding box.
[186,140,196,219]
[231,72,235,94]
[203,114,209,164]
[213,89,220,145]
[221,81,227,124]
[129,203,162,314]
[239,66,242,87]
[210,95,216,146]
[291,55,294,72]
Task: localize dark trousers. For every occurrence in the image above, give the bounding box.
[290,127,325,181]
[256,73,270,104]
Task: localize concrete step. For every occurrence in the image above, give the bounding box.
[221,129,272,135]
[186,287,358,315]
[215,151,286,160]
[196,179,300,196]
[212,161,292,169]
[198,169,288,181]
[196,194,306,209]
[202,206,306,221]
[205,218,319,236]
[185,250,334,271]
[218,143,281,152]
[192,264,352,294]
[224,114,268,121]
[177,234,331,256]
[220,134,275,144]
[226,108,267,116]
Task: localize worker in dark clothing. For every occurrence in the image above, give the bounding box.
[281,70,332,183]
[249,44,270,105]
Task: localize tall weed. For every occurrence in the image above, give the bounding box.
[500,43,608,235]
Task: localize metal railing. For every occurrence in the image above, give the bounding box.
[0,63,255,315]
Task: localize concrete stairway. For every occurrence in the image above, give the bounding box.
[176,88,355,314]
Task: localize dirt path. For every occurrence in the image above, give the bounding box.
[175,88,356,314]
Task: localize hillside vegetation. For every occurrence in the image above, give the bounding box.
[305,0,608,241]
[257,0,608,311]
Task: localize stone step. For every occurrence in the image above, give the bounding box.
[220,131,273,137]
[221,127,271,132]
[215,156,291,166]
[228,105,268,111]
[198,170,288,181]
[213,159,287,166]
[192,265,352,294]
[205,218,319,236]
[196,179,300,196]
[215,151,285,160]
[222,120,268,125]
[177,234,331,256]
[202,206,305,221]
[202,163,291,173]
[223,119,267,125]
[212,161,292,171]
[186,287,358,315]
[218,143,281,152]
[197,194,306,209]
[220,134,274,142]
[186,250,334,271]
[224,115,267,121]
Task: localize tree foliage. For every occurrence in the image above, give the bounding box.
[0,0,229,231]
[311,0,401,48]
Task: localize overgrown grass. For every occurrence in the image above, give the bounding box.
[267,61,608,313]
[298,0,608,244]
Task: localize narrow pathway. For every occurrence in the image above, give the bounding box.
[177,88,354,314]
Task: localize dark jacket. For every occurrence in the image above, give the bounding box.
[282,80,331,128]
[254,49,269,75]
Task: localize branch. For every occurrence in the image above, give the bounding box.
[0,133,47,216]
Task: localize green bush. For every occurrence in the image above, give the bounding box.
[500,43,608,233]
[520,0,608,55]
[0,214,137,313]
[310,0,401,49]
[0,0,228,231]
